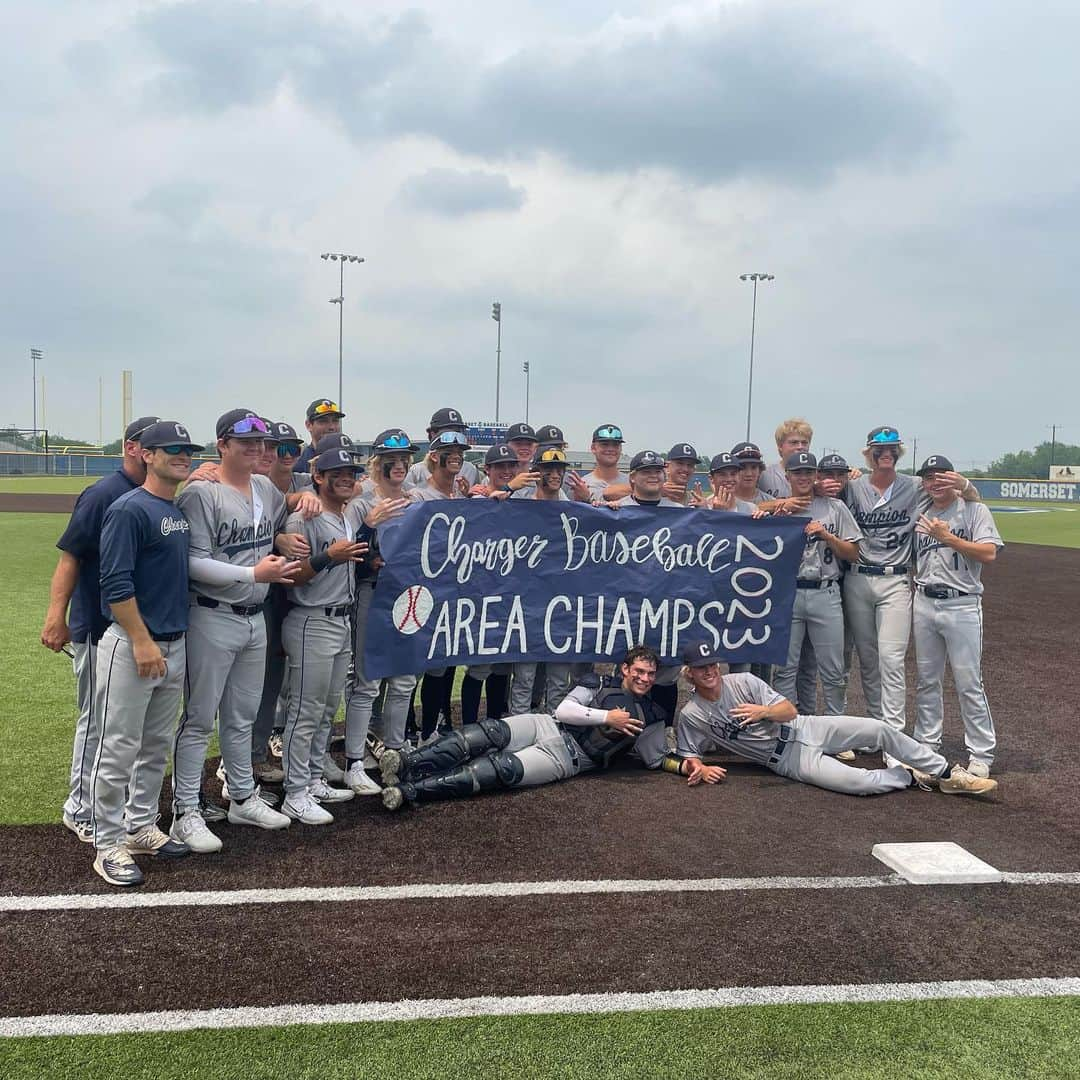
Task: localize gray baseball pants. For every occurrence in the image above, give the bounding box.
[771,713,948,796]
[773,584,846,715]
[282,608,351,797]
[90,626,186,850]
[510,662,573,715]
[64,640,99,824]
[173,603,266,812]
[913,593,996,767]
[843,572,912,733]
[345,582,416,754]
[503,713,589,786]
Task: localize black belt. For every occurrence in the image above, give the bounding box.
[855,564,909,576]
[152,631,184,642]
[324,605,351,617]
[796,579,836,589]
[195,596,262,617]
[921,585,970,599]
[768,723,793,765]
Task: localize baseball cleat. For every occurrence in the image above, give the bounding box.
[966,760,991,779]
[938,765,997,797]
[170,810,224,853]
[63,814,94,844]
[282,794,334,826]
[199,796,227,824]
[228,789,291,829]
[253,761,285,784]
[381,786,406,811]
[93,846,145,887]
[216,762,227,784]
[900,765,937,791]
[126,823,191,859]
[834,750,857,762]
[268,733,284,759]
[322,759,347,784]
[364,735,387,764]
[222,779,279,806]
[309,778,354,803]
[345,763,383,796]
[379,749,404,787]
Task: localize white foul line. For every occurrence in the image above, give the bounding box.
[0,871,1077,914]
[4,978,1080,1038]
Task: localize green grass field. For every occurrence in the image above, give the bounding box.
[0,475,99,493]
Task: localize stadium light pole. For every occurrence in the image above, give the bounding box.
[523,360,530,424]
[739,273,774,441]
[491,302,502,423]
[30,348,42,445]
[320,252,365,410]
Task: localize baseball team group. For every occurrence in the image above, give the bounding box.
[39,399,1003,888]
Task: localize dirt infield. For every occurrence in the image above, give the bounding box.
[1,543,1077,1020]
[0,492,78,513]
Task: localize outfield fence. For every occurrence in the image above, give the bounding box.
[971,478,1080,503]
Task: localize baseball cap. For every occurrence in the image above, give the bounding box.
[731,441,764,463]
[709,452,739,473]
[504,422,538,442]
[124,416,162,443]
[592,423,625,443]
[485,444,517,466]
[306,398,345,421]
[535,424,566,447]
[269,421,301,444]
[533,447,568,468]
[313,447,363,474]
[784,451,818,472]
[916,454,955,475]
[817,453,849,472]
[138,421,203,453]
[629,449,665,472]
[429,406,466,432]
[681,640,723,668]
[372,429,416,454]
[216,409,270,440]
[314,432,357,455]
[866,425,901,446]
[667,443,700,463]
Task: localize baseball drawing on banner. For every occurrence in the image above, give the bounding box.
[364,501,808,678]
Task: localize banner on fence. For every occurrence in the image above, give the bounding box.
[363,500,808,677]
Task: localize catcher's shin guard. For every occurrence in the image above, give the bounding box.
[393,750,525,806]
[386,718,513,783]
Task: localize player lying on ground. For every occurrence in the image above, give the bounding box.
[378,646,669,810]
[666,640,998,798]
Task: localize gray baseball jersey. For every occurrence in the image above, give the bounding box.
[511,487,570,501]
[176,475,287,606]
[286,509,354,607]
[404,459,480,491]
[410,483,465,502]
[583,471,629,500]
[798,497,863,582]
[913,500,1003,595]
[759,464,790,500]
[842,473,929,567]
[289,472,314,494]
[676,674,788,766]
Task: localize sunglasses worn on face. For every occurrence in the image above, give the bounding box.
[276,443,302,458]
[229,416,269,435]
[433,431,469,447]
[160,445,194,456]
[595,426,623,441]
[313,401,340,416]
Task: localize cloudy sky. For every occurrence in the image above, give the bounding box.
[4,0,1077,467]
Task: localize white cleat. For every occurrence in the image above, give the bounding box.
[222,779,279,806]
[283,793,334,826]
[309,778,354,803]
[170,810,224,853]
[345,762,383,796]
[322,759,347,784]
[227,788,291,829]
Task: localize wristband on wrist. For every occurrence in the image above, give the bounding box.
[309,551,332,573]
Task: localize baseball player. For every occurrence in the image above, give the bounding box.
[379,646,669,810]
[41,415,160,843]
[758,419,813,506]
[671,641,998,797]
[503,421,540,466]
[842,427,979,751]
[89,421,202,886]
[771,452,862,716]
[404,407,481,491]
[342,429,415,789]
[169,410,300,853]
[509,448,576,715]
[615,450,685,508]
[279,448,373,823]
[729,442,768,506]
[701,452,761,514]
[581,424,631,503]
[662,443,706,505]
[293,398,345,473]
[533,424,592,502]
[468,442,537,500]
[912,455,1003,778]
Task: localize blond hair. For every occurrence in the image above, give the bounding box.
[774,418,813,448]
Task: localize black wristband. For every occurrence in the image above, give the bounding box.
[309,551,332,573]
[502,484,513,493]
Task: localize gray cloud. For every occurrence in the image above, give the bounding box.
[134,181,213,231]
[398,168,526,215]
[126,1,947,186]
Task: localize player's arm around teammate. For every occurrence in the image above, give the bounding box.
[912,455,1003,779]
[279,449,371,824]
[89,422,202,887]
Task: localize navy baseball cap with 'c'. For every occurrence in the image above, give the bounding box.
[485,444,517,466]
[216,409,270,440]
[504,422,538,442]
[139,421,203,452]
[124,416,162,442]
[784,451,818,472]
[313,447,364,474]
[866,425,901,446]
[709,452,739,473]
[731,441,764,462]
[429,406,466,431]
[681,640,723,667]
[306,398,345,421]
[269,421,301,444]
[629,449,665,472]
[592,423,625,443]
[535,424,566,447]
[314,432,358,455]
[917,454,955,475]
[667,443,700,463]
[817,453,849,472]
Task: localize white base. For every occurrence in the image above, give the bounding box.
[872,842,1003,885]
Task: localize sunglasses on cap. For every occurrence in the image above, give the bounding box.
[432,431,469,447]
[594,426,623,441]
[276,442,303,458]
[159,444,195,456]
[869,428,900,444]
[228,416,270,436]
[312,401,341,416]
[380,433,412,449]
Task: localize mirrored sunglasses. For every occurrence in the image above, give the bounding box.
[276,443,303,458]
[594,426,623,441]
[870,428,899,443]
[380,433,412,449]
[159,445,194,456]
[229,416,269,435]
[433,431,469,447]
[313,401,341,415]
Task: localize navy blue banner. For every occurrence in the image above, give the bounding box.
[364,500,808,678]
